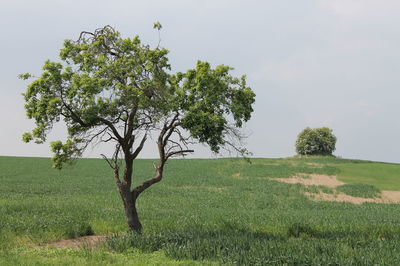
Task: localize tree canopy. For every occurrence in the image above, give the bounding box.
[295,127,336,156]
[22,25,255,167]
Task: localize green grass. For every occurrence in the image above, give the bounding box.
[337,162,400,190]
[336,184,381,198]
[0,155,400,264]
[301,185,335,195]
[0,246,207,266]
[104,224,400,265]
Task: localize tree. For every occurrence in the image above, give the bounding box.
[20,25,256,232]
[295,127,337,156]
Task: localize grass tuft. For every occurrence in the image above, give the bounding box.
[65,223,95,239]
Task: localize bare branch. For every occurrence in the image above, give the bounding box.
[101,144,122,185]
[101,154,116,169]
[131,114,194,199]
[132,134,147,159]
[100,143,121,169]
[102,132,118,143]
[166,149,194,160]
[98,117,124,144]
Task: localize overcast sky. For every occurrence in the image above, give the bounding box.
[1,0,400,163]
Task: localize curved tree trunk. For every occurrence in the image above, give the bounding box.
[124,197,142,232]
[118,184,142,232]
[115,156,143,232]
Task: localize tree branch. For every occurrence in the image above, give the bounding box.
[166,149,194,160]
[132,134,147,159]
[60,100,87,127]
[126,104,139,147]
[98,117,124,144]
[132,112,193,199]
[132,167,163,199]
[101,144,122,185]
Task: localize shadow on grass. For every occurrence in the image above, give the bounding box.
[105,221,400,265]
[65,223,95,239]
[106,222,283,264]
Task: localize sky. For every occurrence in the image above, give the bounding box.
[1,0,400,163]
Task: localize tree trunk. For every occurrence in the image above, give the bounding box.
[119,185,142,232]
[113,155,142,232]
[124,198,142,232]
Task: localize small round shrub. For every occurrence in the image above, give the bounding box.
[295,127,336,155]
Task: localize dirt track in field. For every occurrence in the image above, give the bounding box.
[38,235,107,249]
[271,174,345,188]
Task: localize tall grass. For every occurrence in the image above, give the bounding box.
[105,223,400,265]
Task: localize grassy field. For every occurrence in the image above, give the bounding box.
[0,155,400,265]
[337,162,400,190]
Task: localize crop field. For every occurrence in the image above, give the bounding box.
[1,156,400,265]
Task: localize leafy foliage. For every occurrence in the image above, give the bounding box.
[21,25,256,168]
[295,127,337,155]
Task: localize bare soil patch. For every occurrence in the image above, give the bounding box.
[381,190,400,203]
[271,174,345,188]
[39,235,107,249]
[272,174,400,204]
[232,172,241,177]
[306,191,400,205]
[231,172,248,180]
[306,192,377,205]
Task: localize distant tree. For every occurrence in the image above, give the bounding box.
[295,127,336,156]
[20,25,256,232]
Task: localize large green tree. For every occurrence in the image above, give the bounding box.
[21,25,256,232]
